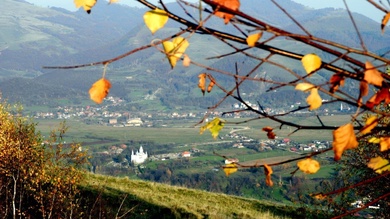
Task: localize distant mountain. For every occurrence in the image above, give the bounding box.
[0,0,389,109]
[0,0,144,72]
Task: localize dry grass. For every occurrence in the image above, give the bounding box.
[83,173,296,219]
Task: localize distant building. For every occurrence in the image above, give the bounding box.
[131,146,148,164]
[126,118,143,126]
[181,151,191,157]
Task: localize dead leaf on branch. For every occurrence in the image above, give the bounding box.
[297,158,320,174]
[262,126,276,139]
[223,163,237,176]
[162,37,189,68]
[301,53,322,74]
[143,8,169,34]
[200,117,225,139]
[332,123,359,161]
[358,80,369,105]
[74,0,97,14]
[306,88,322,110]
[380,137,390,152]
[366,87,390,109]
[212,0,241,24]
[198,73,206,95]
[364,61,384,87]
[89,78,111,104]
[360,115,378,135]
[329,73,345,93]
[246,32,262,47]
[183,54,191,67]
[382,12,390,34]
[263,164,273,186]
[367,157,390,174]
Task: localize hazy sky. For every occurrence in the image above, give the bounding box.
[26,0,384,22]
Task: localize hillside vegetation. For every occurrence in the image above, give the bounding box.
[81,173,323,219]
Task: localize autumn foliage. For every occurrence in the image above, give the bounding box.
[0,103,88,218]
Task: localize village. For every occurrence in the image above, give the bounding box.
[31,96,351,128]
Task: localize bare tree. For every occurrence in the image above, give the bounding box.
[45,0,390,217]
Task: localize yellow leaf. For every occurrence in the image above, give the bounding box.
[295,83,315,92]
[223,163,237,176]
[198,73,206,95]
[162,37,189,68]
[367,157,390,174]
[332,123,359,161]
[368,137,380,144]
[246,32,262,47]
[306,88,322,110]
[74,0,97,14]
[360,116,378,135]
[364,61,384,87]
[200,117,225,139]
[89,78,111,104]
[263,164,273,186]
[297,158,320,174]
[183,54,191,67]
[382,12,390,34]
[380,137,390,152]
[301,53,322,74]
[143,9,169,34]
[109,0,119,3]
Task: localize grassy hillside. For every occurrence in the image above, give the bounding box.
[81,173,323,219]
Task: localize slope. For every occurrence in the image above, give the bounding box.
[81,173,324,219]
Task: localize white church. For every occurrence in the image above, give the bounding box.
[131,146,148,164]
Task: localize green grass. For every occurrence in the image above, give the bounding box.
[81,173,325,219]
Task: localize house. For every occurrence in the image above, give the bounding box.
[126,118,143,126]
[109,118,118,124]
[181,151,191,157]
[225,158,239,164]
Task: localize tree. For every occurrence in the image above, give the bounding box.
[0,103,88,218]
[46,0,390,217]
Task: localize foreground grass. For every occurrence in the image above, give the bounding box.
[81,174,325,219]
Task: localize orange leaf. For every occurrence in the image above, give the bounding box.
[360,116,378,135]
[364,61,384,87]
[382,12,390,34]
[332,123,359,161]
[311,193,327,200]
[212,0,240,24]
[358,80,369,105]
[263,164,273,187]
[89,78,111,104]
[262,126,276,139]
[267,131,276,140]
[198,73,206,95]
[329,73,345,93]
[380,137,390,152]
[262,126,273,132]
[366,87,390,109]
[207,75,216,93]
[297,158,320,174]
[183,54,191,67]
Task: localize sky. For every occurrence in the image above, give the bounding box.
[25,0,384,22]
